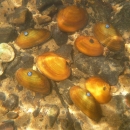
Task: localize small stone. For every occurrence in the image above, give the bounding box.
[7,111,18,119]
[62,90,73,105]
[42,5,57,16]
[36,0,62,11]
[3,94,19,111]
[34,14,51,25]
[52,24,68,46]
[0,120,15,130]
[7,6,32,25]
[124,93,130,108]
[33,108,40,117]
[58,118,75,130]
[74,121,82,130]
[0,26,17,43]
[47,105,59,127]
[0,101,9,116]
[0,92,6,101]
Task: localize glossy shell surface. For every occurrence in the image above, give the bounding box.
[93,23,123,51]
[36,52,70,81]
[15,28,51,49]
[85,76,111,104]
[69,86,102,122]
[75,36,104,56]
[57,5,88,33]
[15,68,50,94]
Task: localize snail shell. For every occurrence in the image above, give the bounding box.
[85,76,111,104]
[36,52,70,81]
[57,5,88,33]
[69,86,102,122]
[15,28,51,49]
[15,68,50,94]
[93,23,123,51]
[75,36,104,56]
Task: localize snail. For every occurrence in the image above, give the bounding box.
[69,86,102,122]
[85,76,112,104]
[93,22,123,51]
[15,28,51,49]
[57,5,88,33]
[15,68,51,95]
[36,52,71,81]
[74,35,104,56]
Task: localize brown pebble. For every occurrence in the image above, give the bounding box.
[7,111,19,119]
[0,120,15,130]
[3,94,19,111]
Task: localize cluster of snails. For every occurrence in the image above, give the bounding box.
[14,5,124,121]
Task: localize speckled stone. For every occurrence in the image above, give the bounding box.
[3,94,19,111]
[74,53,124,85]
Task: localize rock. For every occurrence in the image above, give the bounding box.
[74,121,82,130]
[33,108,40,117]
[3,94,19,111]
[7,6,32,26]
[0,120,16,130]
[58,118,75,130]
[36,0,62,11]
[7,111,18,119]
[47,105,59,127]
[0,101,9,116]
[55,44,72,63]
[42,5,57,16]
[87,0,112,22]
[62,90,73,105]
[111,2,130,31]
[0,26,17,43]
[0,92,6,101]
[52,24,68,46]
[74,53,124,85]
[34,14,51,25]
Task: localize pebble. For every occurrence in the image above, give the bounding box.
[74,121,82,130]
[52,24,68,46]
[3,94,19,111]
[47,105,59,127]
[0,100,9,116]
[7,111,19,119]
[7,6,32,25]
[0,92,6,101]
[33,108,40,117]
[0,120,16,130]
[0,26,18,43]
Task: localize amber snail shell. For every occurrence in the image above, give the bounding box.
[93,23,123,51]
[15,68,50,94]
[57,5,88,33]
[75,36,104,56]
[69,86,102,122]
[36,52,71,81]
[15,28,51,49]
[85,76,111,104]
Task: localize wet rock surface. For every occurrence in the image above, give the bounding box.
[0,0,130,130]
[74,53,124,85]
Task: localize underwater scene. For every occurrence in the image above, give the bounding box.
[0,0,130,129]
